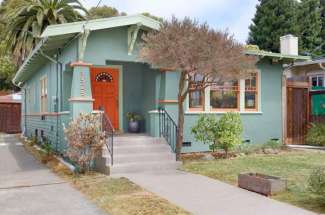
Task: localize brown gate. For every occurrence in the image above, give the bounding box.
[286,81,309,144]
[0,103,21,133]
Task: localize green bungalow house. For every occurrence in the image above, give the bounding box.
[13,15,310,173]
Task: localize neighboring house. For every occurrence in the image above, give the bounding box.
[12,15,311,156]
[285,57,325,144]
[0,93,22,133]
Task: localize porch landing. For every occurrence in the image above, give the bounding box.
[103,135,181,175]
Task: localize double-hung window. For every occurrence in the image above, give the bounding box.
[189,74,205,111]
[40,76,48,113]
[310,74,325,90]
[245,73,258,111]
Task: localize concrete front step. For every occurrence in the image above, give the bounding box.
[110,161,182,174]
[113,144,172,154]
[111,152,176,164]
[95,135,179,175]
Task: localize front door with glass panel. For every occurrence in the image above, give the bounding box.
[90,67,119,129]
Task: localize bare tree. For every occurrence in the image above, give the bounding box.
[139,17,257,160]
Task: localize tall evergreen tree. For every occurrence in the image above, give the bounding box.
[248,0,299,52]
[320,0,325,55]
[298,0,322,56]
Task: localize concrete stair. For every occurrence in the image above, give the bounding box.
[100,135,180,175]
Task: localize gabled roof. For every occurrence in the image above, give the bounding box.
[41,14,160,37]
[13,14,161,86]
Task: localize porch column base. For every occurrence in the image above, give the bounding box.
[69,63,93,119]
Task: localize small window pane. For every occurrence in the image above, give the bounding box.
[189,90,204,109]
[245,73,258,110]
[245,92,256,109]
[210,90,238,109]
[312,77,318,87]
[319,77,324,87]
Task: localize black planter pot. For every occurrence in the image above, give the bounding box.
[128,120,140,133]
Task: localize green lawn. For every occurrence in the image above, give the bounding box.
[182,150,325,213]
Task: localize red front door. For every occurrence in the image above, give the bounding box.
[90,67,119,129]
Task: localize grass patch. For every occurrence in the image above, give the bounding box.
[20,136,190,215]
[182,150,325,213]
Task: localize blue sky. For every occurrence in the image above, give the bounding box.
[81,0,259,43]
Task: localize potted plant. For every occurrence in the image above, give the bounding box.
[126,112,142,133]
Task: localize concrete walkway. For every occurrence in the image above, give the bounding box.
[0,134,105,215]
[123,170,317,215]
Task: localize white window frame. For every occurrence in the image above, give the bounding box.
[185,70,262,114]
[309,73,325,90]
[40,75,48,113]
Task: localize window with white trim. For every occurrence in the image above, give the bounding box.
[40,76,48,112]
[310,74,325,89]
[188,72,260,112]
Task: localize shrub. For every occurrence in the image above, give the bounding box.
[191,115,218,151]
[216,113,243,156]
[64,113,106,173]
[306,123,325,146]
[262,139,282,150]
[41,137,53,157]
[308,166,325,202]
[191,113,243,156]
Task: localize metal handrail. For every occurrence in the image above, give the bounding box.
[158,107,178,153]
[100,111,115,166]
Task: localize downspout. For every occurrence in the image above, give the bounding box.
[24,86,27,136]
[40,50,63,154]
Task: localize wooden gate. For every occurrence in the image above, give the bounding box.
[0,103,21,133]
[286,81,309,144]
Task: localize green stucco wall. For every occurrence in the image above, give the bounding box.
[151,59,284,153]
[21,24,284,154]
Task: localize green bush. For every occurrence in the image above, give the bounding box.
[191,113,243,156]
[306,123,325,146]
[308,166,325,202]
[217,113,243,156]
[191,115,218,151]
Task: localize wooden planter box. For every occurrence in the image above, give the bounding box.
[238,173,287,196]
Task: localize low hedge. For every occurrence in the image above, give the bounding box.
[306,123,325,146]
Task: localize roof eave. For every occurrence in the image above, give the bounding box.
[12,38,49,86]
[245,50,311,61]
[41,14,161,38]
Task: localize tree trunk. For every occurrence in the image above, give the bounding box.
[176,72,187,160]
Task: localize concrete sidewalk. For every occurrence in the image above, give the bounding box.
[123,170,316,215]
[0,134,105,215]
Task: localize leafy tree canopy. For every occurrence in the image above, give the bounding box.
[298,0,322,56]
[5,0,87,64]
[248,0,299,53]
[87,5,126,19]
[141,12,164,22]
[139,17,256,159]
[248,0,325,56]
